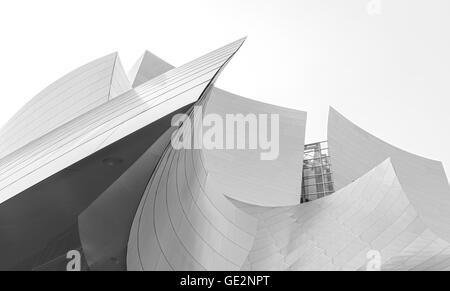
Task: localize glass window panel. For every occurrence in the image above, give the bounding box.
[301,141,334,203]
[314,167,323,175]
[316,176,323,184]
[325,183,334,192]
[316,184,324,192]
[303,179,316,186]
[324,174,333,183]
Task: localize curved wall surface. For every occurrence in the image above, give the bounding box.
[126,88,307,270]
[128,104,450,271]
[203,88,306,207]
[126,120,258,270]
[327,107,450,243]
[232,159,450,271]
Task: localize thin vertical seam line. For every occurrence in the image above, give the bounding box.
[137,146,174,270]
[107,54,118,101]
[163,149,206,270]
[177,148,243,265]
[124,128,174,270]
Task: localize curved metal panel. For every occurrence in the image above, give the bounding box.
[127,87,307,270]
[327,107,450,243]
[204,88,306,207]
[233,159,450,270]
[127,113,258,270]
[0,53,130,159]
[128,100,450,270]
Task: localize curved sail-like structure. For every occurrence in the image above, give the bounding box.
[0,53,131,160]
[127,103,450,271]
[328,108,450,244]
[128,50,174,88]
[126,90,307,270]
[0,39,246,270]
[0,39,449,271]
[234,158,450,271]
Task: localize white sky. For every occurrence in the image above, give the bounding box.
[0,0,449,178]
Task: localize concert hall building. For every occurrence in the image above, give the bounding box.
[1,38,449,271]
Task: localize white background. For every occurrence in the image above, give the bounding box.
[0,0,449,178]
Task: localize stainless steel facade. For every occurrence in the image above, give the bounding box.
[0,39,449,271]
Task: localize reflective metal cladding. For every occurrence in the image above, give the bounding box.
[0,38,449,271]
